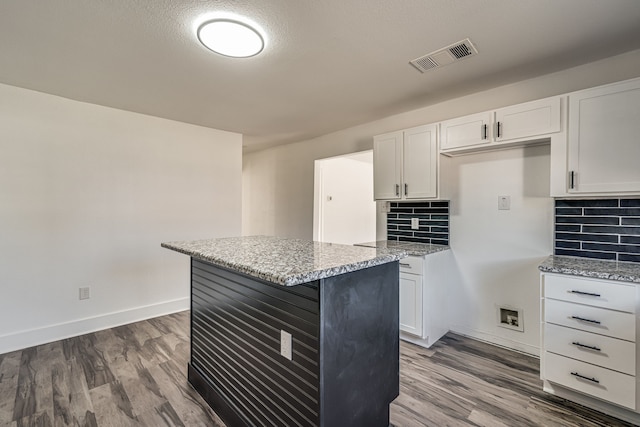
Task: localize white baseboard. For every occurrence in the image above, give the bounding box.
[0,298,189,354]
[449,325,540,357]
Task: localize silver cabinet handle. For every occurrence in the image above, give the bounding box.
[404,183,408,196]
[482,124,488,140]
[571,315,601,325]
[399,262,411,267]
[572,341,601,352]
[395,184,400,196]
[569,290,601,297]
[496,121,502,138]
[571,372,599,384]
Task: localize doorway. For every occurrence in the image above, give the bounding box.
[313,151,377,245]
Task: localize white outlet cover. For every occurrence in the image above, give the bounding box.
[411,218,420,229]
[280,330,292,360]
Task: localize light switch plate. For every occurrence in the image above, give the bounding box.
[498,196,511,210]
[411,218,420,229]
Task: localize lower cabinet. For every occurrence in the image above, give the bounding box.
[399,251,450,348]
[541,273,640,423]
[399,258,423,337]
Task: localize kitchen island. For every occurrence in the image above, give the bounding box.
[162,236,407,427]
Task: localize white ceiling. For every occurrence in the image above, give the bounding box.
[2,1,640,152]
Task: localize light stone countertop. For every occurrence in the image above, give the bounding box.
[355,240,450,257]
[538,255,640,283]
[161,235,407,286]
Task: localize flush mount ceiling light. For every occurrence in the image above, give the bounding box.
[197,19,264,58]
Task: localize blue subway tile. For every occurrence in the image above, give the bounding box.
[555,224,581,232]
[556,208,583,215]
[423,221,449,227]
[555,232,618,243]
[556,199,618,208]
[431,227,449,233]
[431,215,449,220]
[556,216,619,225]
[554,249,616,260]
[583,225,640,235]
[415,208,449,214]
[584,208,640,216]
[620,254,640,262]
[395,202,431,208]
[621,199,640,207]
[556,240,581,249]
[583,243,640,254]
[431,239,449,245]
[431,201,449,208]
[621,236,640,244]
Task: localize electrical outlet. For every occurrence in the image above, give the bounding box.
[411,217,420,230]
[280,330,292,360]
[79,287,90,300]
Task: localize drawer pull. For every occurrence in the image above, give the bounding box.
[569,290,601,297]
[399,263,411,267]
[571,372,600,384]
[571,341,601,352]
[571,315,601,325]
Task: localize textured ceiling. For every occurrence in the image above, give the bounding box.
[2,0,640,152]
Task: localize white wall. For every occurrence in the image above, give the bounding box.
[447,145,553,354]
[0,84,242,353]
[313,151,377,245]
[242,49,640,354]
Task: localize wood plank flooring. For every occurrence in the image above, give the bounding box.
[0,311,635,426]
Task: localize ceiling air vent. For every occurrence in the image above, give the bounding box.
[410,38,478,73]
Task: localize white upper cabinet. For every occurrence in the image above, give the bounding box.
[440,97,562,155]
[495,97,561,142]
[373,124,438,201]
[440,111,492,151]
[403,125,438,199]
[373,131,403,200]
[566,78,640,194]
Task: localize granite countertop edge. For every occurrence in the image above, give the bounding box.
[354,240,450,257]
[538,255,640,284]
[162,237,407,286]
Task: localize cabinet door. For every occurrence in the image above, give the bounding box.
[399,272,423,337]
[440,111,492,151]
[373,131,403,200]
[495,97,561,142]
[567,79,640,193]
[403,124,438,199]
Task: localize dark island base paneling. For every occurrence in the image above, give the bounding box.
[190,259,320,427]
[319,262,399,427]
[189,258,399,427]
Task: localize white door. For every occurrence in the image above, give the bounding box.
[399,272,423,337]
[568,79,640,193]
[313,152,377,245]
[403,124,438,199]
[373,131,402,200]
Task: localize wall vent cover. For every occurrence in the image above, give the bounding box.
[410,38,478,73]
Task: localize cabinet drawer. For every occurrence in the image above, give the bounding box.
[545,299,635,341]
[544,351,636,409]
[545,323,636,375]
[399,256,423,274]
[544,274,636,313]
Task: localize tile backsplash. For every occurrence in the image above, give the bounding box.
[387,201,449,245]
[555,198,640,263]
